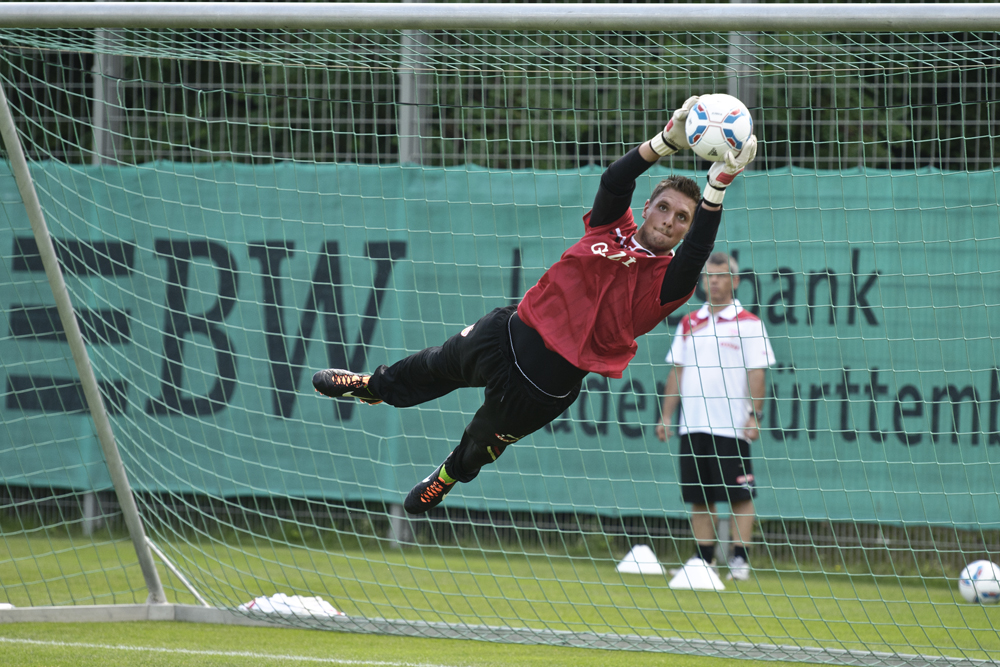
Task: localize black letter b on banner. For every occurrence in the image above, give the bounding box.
[147,239,238,416]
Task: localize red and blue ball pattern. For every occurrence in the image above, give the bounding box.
[684,94,753,161]
[687,103,751,151]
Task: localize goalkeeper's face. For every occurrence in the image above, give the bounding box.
[637,188,697,256]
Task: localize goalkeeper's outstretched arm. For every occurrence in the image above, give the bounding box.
[657,135,758,306]
[588,96,700,228]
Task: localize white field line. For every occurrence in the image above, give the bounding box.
[0,636,464,666]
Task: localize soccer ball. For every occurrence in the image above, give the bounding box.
[958,560,1000,604]
[685,93,753,162]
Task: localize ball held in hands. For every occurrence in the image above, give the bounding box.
[686,93,754,162]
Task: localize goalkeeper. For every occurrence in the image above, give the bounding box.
[314,96,758,515]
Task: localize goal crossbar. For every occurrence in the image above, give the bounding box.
[0,2,998,32]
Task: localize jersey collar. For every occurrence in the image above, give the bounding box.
[615,227,658,258]
[696,299,743,321]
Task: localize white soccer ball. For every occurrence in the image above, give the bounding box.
[685,93,754,162]
[958,560,1000,604]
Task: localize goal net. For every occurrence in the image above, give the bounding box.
[1,13,998,665]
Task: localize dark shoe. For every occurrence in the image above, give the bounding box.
[312,369,382,405]
[403,461,456,514]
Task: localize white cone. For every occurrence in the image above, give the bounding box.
[668,557,726,591]
[616,544,664,575]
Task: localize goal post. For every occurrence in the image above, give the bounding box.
[0,79,165,604]
[0,4,999,665]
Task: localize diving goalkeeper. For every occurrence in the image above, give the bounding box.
[313,96,758,515]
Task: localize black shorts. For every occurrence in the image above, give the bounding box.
[678,432,756,505]
[371,305,582,451]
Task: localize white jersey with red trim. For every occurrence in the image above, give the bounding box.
[665,300,775,438]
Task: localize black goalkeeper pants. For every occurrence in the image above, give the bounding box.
[368,305,583,482]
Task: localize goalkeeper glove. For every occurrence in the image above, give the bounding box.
[703,135,758,205]
[649,96,699,157]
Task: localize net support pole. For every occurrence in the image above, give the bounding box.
[727,0,758,171]
[727,0,758,107]
[146,538,210,608]
[388,503,413,547]
[387,0,424,547]
[398,0,426,165]
[0,81,167,605]
[82,491,102,536]
[83,12,123,536]
[91,27,123,165]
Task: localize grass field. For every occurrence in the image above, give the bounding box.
[2,534,999,665]
[1,621,820,667]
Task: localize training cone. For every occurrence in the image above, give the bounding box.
[616,544,664,575]
[668,557,726,591]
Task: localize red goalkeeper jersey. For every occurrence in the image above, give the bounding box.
[517,208,694,378]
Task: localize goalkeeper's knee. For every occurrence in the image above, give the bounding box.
[445,432,508,483]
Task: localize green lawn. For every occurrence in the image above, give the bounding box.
[1,621,814,667]
[2,534,999,664]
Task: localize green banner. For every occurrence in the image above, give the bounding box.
[1,161,998,528]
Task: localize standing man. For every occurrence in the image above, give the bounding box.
[314,96,759,516]
[656,252,774,587]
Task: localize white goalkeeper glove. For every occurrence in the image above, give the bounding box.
[649,95,699,158]
[703,135,758,205]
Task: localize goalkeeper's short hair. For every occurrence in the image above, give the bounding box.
[649,175,700,204]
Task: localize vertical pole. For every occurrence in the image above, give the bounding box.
[716,512,731,566]
[388,503,413,547]
[91,28,123,166]
[398,0,426,164]
[83,21,123,535]
[727,0,758,170]
[82,491,102,536]
[389,0,426,546]
[0,82,167,605]
[725,0,755,556]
